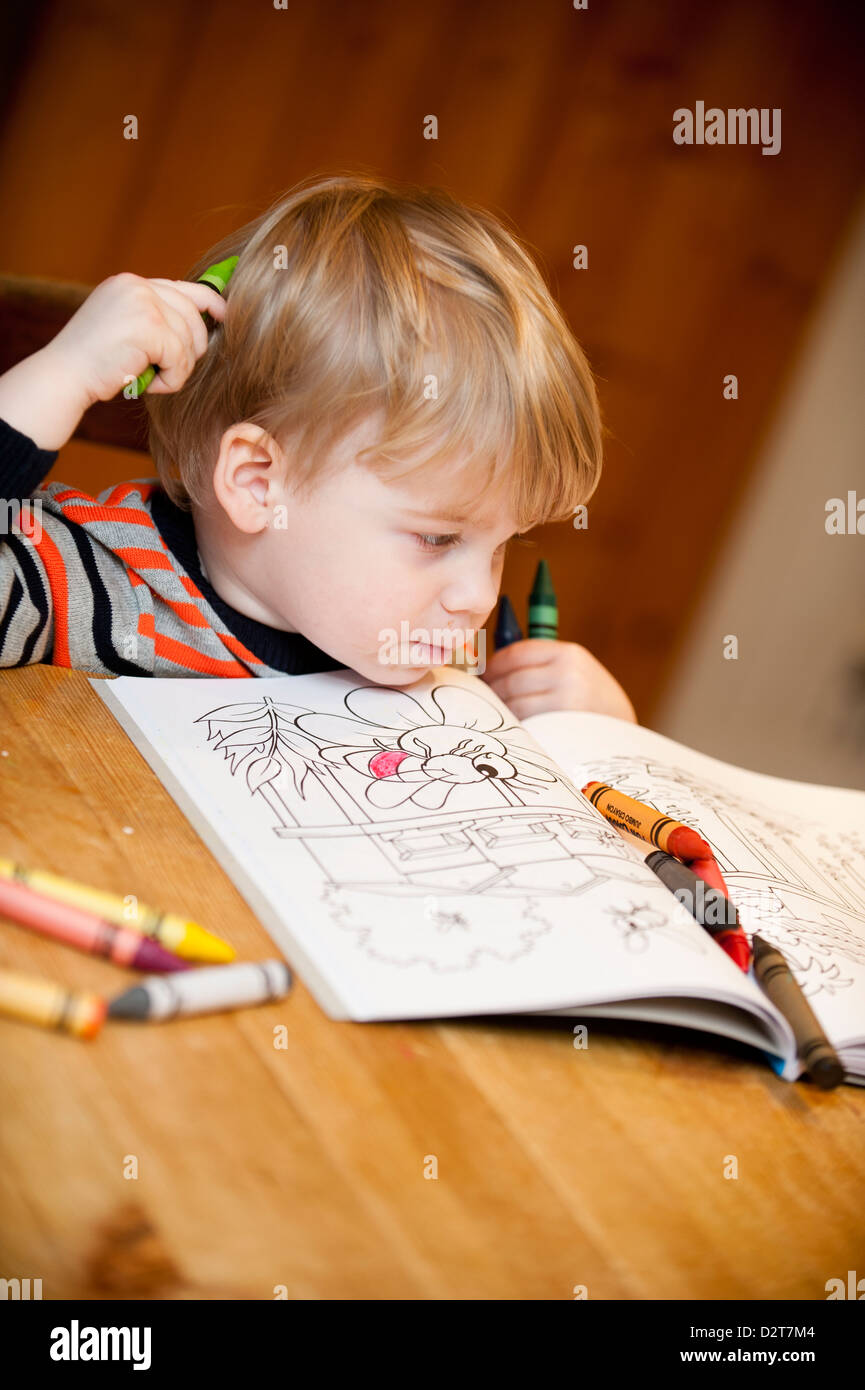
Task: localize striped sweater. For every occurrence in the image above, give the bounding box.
[0,417,345,678]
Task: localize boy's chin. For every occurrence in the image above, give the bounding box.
[359,651,469,683]
[366,659,439,684]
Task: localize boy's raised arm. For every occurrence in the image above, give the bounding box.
[0,273,227,669]
[0,271,227,456]
[0,347,95,454]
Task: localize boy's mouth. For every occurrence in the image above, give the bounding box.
[409,643,450,664]
[373,626,478,670]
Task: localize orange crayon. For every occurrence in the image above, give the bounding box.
[581,781,712,861]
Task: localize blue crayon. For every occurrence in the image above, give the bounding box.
[494,594,523,649]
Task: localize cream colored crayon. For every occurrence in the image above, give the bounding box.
[0,967,106,1039]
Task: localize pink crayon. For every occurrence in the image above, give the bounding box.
[0,877,189,973]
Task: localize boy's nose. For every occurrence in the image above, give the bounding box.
[441,576,498,625]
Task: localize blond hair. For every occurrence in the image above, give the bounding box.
[145,172,604,525]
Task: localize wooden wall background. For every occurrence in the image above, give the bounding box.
[1,0,863,722]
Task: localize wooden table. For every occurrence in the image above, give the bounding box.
[1,666,863,1301]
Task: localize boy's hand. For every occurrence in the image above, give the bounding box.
[46,272,227,404]
[0,273,226,451]
[480,639,638,724]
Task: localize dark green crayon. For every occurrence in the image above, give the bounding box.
[751,933,845,1090]
[528,559,558,640]
[494,594,523,649]
[127,254,239,399]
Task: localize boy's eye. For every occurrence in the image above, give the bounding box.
[413,533,517,554]
[415,533,461,551]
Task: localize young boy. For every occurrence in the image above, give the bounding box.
[0,174,636,724]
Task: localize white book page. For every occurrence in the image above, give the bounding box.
[92,668,786,1031]
[524,710,865,1055]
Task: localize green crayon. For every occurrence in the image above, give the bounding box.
[127,254,239,399]
[528,559,558,640]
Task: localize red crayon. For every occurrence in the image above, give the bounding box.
[688,857,749,968]
[644,850,751,973]
[688,854,729,895]
[714,928,751,972]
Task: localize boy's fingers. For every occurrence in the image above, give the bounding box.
[486,638,558,673]
[145,298,198,391]
[494,691,557,721]
[148,285,209,361]
[149,280,224,350]
[148,277,227,320]
[486,666,556,702]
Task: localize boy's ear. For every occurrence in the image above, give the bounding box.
[212,423,284,533]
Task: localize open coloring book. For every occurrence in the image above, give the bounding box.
[92,666,865,1085]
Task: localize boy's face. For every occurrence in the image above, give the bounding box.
[202,412,522,685]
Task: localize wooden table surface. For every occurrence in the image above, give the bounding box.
[1,665,863,1301]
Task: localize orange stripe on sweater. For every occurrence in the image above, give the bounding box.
[115,547,174,571]
[222,631,264,665]
[162,596,208,629]
[104,481,156,505]
[52,483,154,509]
[52,487,98,504]
[153,633,252,676]
[30,528,70,665]
[58,504,155,528]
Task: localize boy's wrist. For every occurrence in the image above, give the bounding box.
[0,345,95,452]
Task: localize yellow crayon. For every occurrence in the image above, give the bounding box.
[0,859,234,963]
[0,967,106,1039]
